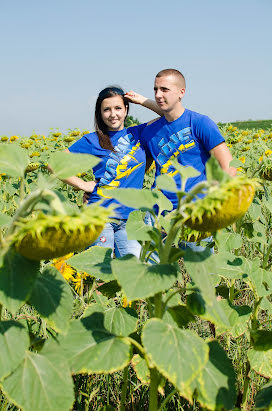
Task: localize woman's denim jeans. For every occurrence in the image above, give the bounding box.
[91,220,141,258]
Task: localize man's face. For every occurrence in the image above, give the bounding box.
[154,75,185,113]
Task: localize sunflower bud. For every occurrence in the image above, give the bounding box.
[12,205,111,261]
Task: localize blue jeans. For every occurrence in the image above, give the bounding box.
[91,220,141,258]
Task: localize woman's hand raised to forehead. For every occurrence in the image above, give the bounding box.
[124,90,147,105]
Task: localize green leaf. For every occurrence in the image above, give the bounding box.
[251,330,272,351]
[255,381,272,410]
[205,156,230,184]
[156,174,178,192]
[248,348,272,378]
[111,255,179,301]
[166,305,195,328]
[0,321,29,381]
[131,354,150,384]
[215,301,251,337]
[193,340,237,410]
[49,151,100,179]
[0,213,12,228]
[142,318,209,401]
[67,247,114,282]
[0,249,40,314]
[1,341,74,411]
[214,252,248,280]
[97,280,121,298]
[171,158,201,181]
[28,266,73,334]
[83,304,138,337]
[103,188,172,213]
[184,251,234,329]
[216,231,243,252]
[0,145,29,177]
[126,210,153,241]
[58,312,131,374]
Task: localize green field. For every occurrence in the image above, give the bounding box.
[218,119,272,130]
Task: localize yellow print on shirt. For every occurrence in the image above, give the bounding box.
[97,141,143,199]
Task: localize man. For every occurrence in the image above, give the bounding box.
[134,68,236,213]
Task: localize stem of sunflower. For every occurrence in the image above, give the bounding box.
[120,365,129,411]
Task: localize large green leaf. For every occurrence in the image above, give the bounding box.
[216,231,243,252]
[126,210,153,241]
[0,249,40,314]
[248,348,272,378]
[166,305,195,328]
[49,151,100,179]
[216,302,251,338]
[212,252,248,280]
[0,145,29,177]
[251,330,272,351]
[58,311,131,374]
[142,318,209,401]
[156,174,178,192]
[255,381,272,410]
[193,340,236,410]
[83,304,138,337]
[184,250,234,329]
[28,266,73,334]
[131,354,150,384]
[0,321,29,381]
[103,188,172,213]
[1,340,74,411]
[67,246,114,282]
[111,255,179,301]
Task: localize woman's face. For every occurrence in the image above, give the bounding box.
[100,95,127,131]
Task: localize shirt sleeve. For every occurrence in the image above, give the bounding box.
[68,135,94,154]
[128,123,153,158]
[195,115,225,151]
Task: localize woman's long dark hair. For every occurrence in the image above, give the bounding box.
[94,86,129,151]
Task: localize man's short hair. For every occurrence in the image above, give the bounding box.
[156,68,186,88]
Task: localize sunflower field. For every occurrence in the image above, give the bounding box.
[0,123,272,410]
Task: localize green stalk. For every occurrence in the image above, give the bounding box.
[241,360,251,410]
[229,280,235,304]
[0,303,2,320]
[154,292,163,319]
[19,176,25,202]
[263,242,272,269]
[149,367,160,411]
[120,365,129,411]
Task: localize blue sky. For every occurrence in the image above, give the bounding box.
[1,0,271,136]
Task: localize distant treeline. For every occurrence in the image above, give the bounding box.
[218,119,272,130]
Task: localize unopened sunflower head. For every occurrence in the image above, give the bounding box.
[25,162,40,172]
[12,205,111,261]
[181,177,259,232]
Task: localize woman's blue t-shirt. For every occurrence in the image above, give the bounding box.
[69,124,147,219]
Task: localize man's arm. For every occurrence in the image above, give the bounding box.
[209,142,237,177]
[125,91,164,116]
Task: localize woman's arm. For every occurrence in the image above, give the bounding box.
[48,149,97,192]
[125,90,164,116]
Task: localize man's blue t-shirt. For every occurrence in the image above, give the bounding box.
[140,109,225,211]
[69,124,147,219]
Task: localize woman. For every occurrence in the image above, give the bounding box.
[62,86,161,258]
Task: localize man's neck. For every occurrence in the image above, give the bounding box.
[164,105,185,123]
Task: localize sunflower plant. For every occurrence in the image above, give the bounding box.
[1,139,272,410]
